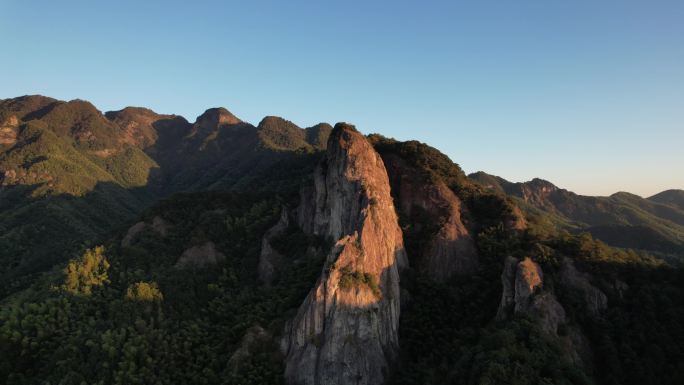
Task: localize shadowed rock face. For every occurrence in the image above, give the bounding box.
[282,123,407,385]
[176,241,225,268]
[382,153,478,281]
[121,216,170,247]
[258,207,290,285]
[559,257,607,317]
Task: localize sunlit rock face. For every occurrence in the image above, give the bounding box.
[282,124,407,385]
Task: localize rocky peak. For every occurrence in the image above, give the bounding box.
[282,123,407,385]
[195,107,241,127]
[187,107,244,142]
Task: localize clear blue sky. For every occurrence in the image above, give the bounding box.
[1,0,682,196]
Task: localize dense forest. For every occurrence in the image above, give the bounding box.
[1,192,326,384]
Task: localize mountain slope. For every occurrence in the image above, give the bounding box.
[649,189,684,211]
[469,172,684,262]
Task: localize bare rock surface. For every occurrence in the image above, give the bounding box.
[282,124,407,385]
[176,241,225,268]
[258,207,290,285]
[227,326,271,374]
[507,205,528,231]
[0,115,18,145]
[121,216,170,247]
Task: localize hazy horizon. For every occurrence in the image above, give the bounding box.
[2,0,682,196]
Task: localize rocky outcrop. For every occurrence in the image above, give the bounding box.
[0,168,54,187]
[497,256,593,367]
[150,216,170,237]
[518,178,560,209]
[121,222,147,248]
[0,115,18,145]
[507,205,528,231]
[281,123,407,385]
[382,154,478,281]
[258,208,290,285]
[121,216,170,247]
[227,326,271,374]
[497,257,565,335]
[176,241,225,268]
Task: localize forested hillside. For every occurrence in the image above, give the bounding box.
[1,95,682,385]
[0,96,327,296]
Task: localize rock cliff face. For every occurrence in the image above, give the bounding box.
[281,124,407,385]
[382,154,478,281]
[176,241,225,268]
[258,208,290,285]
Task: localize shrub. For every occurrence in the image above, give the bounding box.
[125,281,164,302]
[61,246,110,295]
[338,265,382,299]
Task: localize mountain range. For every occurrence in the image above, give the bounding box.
[469,172,684,263]
[1,95,682,385]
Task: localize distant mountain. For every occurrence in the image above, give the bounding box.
[469,171,684,261]
[649,189,684,211]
